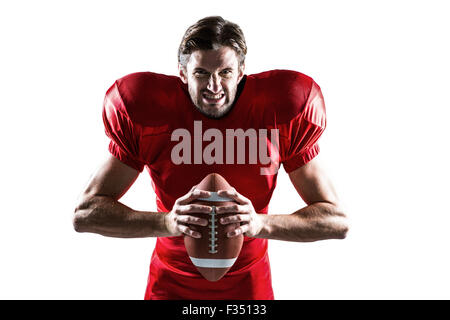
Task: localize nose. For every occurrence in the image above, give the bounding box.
[206,74,222,93]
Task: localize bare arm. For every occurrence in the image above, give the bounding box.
[73,155,169,238]
[259,157,348,241]
[218,157,349,242]
[73,155,213,238]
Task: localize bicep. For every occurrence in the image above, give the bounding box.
[288,157,338,206]
[82,154,140,200]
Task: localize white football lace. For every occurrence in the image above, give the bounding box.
[209,206,218,254]
[197,192,233,254]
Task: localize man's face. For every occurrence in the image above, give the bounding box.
[179,46,244,119]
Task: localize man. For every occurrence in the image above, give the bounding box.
[73,16,348,300]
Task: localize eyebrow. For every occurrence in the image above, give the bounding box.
[193,67,234,72]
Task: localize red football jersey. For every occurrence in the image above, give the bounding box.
[102,70,326,300]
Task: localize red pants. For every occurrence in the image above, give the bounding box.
[145,250,274,300]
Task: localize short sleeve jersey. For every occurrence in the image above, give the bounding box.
[102,69,326,299]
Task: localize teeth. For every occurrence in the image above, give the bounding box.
[204,94,224,100]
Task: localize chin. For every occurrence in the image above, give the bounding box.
[194,100,228,118]
[201,104,231,118]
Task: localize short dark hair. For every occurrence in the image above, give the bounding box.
[178,16,247,68]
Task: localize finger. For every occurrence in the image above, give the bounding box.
[217,188,249,205]
[227,224,249,238]
[215,204,241,214]
[177,224,201,238]
[178,188,211,205]
[175,204,212,215]
[219,214,250,225]
[176,214,209,226]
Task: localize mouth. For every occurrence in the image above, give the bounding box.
[202,92,225,105]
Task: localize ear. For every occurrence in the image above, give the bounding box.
[178,63,188,84]
[237,63,245,83]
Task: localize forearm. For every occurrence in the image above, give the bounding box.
[73,195,170,238]
[257,202,348,242]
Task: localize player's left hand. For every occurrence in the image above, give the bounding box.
[216,188,264,238]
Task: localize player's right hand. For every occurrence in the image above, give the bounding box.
[164,186,212,238]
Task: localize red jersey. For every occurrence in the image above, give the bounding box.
[102,70,326,299]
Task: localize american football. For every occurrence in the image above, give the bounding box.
[184,173,244,281]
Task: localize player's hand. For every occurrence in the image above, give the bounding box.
[216,188,264,238]
[165,186,212,238]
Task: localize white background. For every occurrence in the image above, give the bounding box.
[1,0,449,299]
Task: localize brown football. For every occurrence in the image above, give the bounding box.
[184,173,244,281]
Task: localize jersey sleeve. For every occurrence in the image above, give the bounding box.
[280,81,326,173]
[102,81,146,172]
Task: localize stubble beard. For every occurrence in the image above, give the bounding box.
[189,86,238,119]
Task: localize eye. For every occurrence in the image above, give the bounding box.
[220,70,233,77]
[194,70,209,77]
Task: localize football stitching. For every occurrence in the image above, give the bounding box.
[208,206,218,254]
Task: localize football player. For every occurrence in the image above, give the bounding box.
[73,16,349,299]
